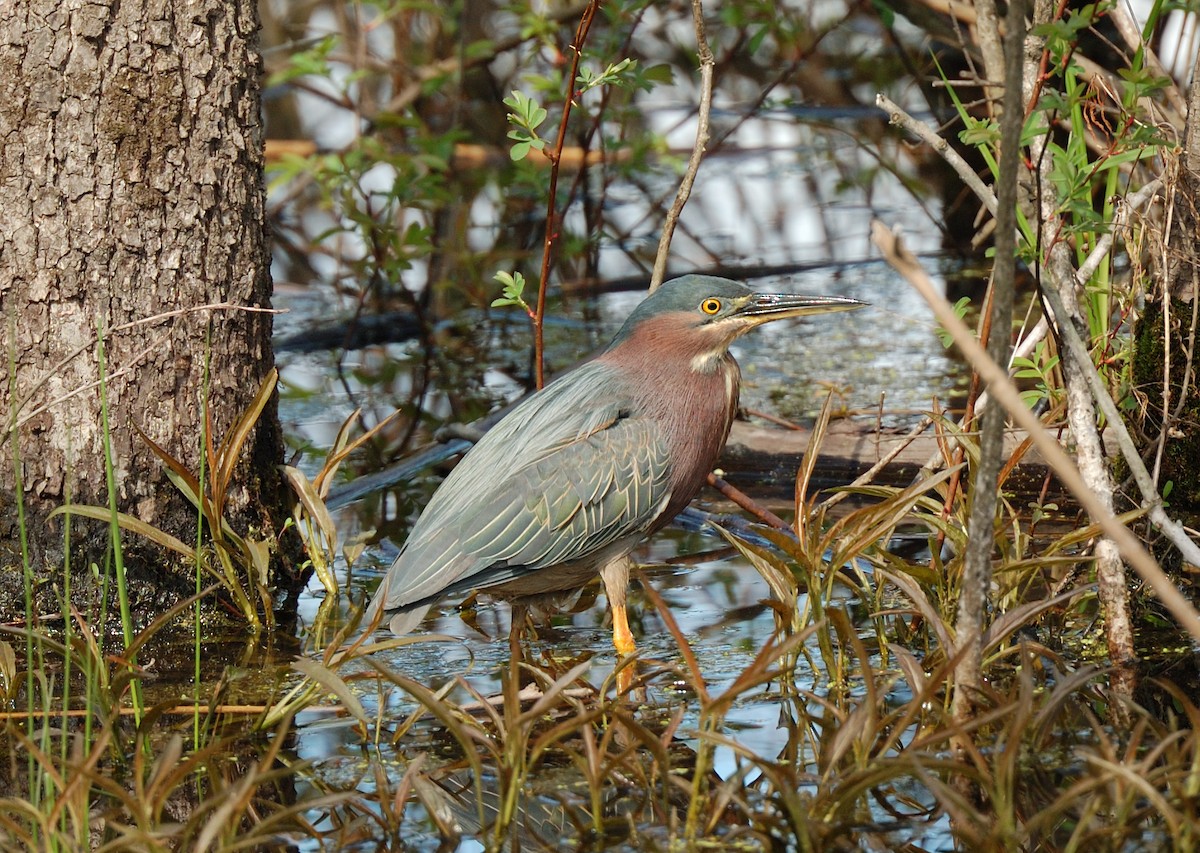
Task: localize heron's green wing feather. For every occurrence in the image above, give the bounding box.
[377,363,672,608]
[465,416,670,569]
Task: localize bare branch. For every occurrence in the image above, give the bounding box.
[875,93,997,215]
[954,0,1026,720]
[971,0,1007,109]
[533,1,603,388]
[1108,3,1188,117]
[649,0,715,292]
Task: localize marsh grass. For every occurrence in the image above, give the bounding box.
[286,566,1200,852]
[5,380,1200,851]
[0,351,338,849]
[256,401,1200,850]
[6,1,1200,848]
[5,243,1197,852]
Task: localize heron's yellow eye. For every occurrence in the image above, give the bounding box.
[700,298,722,315]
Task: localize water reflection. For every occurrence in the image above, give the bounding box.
[285,516,955,850]
[272,175,965,850]
[292,545,791,848]
[265,6,968,840]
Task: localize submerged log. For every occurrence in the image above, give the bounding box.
[334,414,1071,514]
[720,418,1065,503]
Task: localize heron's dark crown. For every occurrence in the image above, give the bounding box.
[608,275,751,350]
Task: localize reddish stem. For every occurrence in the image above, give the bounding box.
[707,473,791,531]
[533,1,602,389]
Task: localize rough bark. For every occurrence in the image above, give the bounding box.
[0,0,300,627]
[952,0,1024,725]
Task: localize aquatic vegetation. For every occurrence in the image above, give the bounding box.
[5,0,1200,850]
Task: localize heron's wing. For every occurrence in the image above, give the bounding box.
[413,362,633,524]
[461,414,672,573]
[375,367,673,609]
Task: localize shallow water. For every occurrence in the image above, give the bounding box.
[273,252,966,849]
[268,44,970,843]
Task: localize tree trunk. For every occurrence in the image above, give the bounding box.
[0,0,301,627]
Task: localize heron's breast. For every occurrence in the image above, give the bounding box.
[650,357,740,520]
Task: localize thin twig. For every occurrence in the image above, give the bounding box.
[533,1,602,388]
[706,473,789,530]
[742,407,804,430]
[954,0,1025,721]
[1107,3,1187,118]
[876,93,998,216]
[1039,250,1200,568]
[971,0,1007,110]
[375,3,593,118]
[649,0,715,292]
[1077,180,1163,283]
[1018,16,1199,654]
[892,128,1160,475]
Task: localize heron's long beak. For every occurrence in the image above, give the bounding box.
[736,293,868,324]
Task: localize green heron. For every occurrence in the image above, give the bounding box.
[365,275,865,653]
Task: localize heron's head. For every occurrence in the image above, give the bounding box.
[607,275,867,373]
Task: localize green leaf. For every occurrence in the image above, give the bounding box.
[960,117,999,147]
[282,465,339,594]
[641,63,674,86]
[492,270,531,312]
[577,58,637,94]
[869,0,896,29]
[267,35,338,87]
[218,368,278,495]
[935,296,972,348]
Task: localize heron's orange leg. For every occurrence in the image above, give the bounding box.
[611,602,637,657]
[601,556,638,656]
[600,557,639,694]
